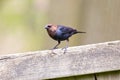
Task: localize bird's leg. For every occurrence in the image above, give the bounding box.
[62,39,69,54]
[52,41,60,49]
[51,41,60,54]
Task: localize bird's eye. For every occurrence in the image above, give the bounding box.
[47,25,51,28]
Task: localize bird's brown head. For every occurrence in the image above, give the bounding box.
[45,24,57,32]
[45,24,58,37]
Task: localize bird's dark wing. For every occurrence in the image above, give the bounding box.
[57,25,76,34]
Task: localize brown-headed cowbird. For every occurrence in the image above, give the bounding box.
[45,24,86,53]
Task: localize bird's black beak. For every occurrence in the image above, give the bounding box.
[45,25,48,29]
[45,24,52,29]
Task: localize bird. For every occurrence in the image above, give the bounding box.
[45,24,86,54]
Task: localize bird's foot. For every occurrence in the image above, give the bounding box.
[63,49,67,54]
[50,47,57,50]
[51,50,57,55]
[61,47,68,54]
[52,47,58,50]
[61,46,67,50]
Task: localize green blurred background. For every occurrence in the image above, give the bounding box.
[0,0,120,54]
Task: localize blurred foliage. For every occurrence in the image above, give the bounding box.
[0,0,48,54]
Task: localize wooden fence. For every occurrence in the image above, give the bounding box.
[0,40,120,80]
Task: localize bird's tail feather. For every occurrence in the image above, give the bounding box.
[77,31,86,33]
[73,30,86,34]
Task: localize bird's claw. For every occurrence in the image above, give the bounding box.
[52,47,58,50]
[63,48,67,54]
[51,50,57,55]
[61,46,67,50]
[61,47,68,54]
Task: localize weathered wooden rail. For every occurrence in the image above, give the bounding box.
[0,40,120,80]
